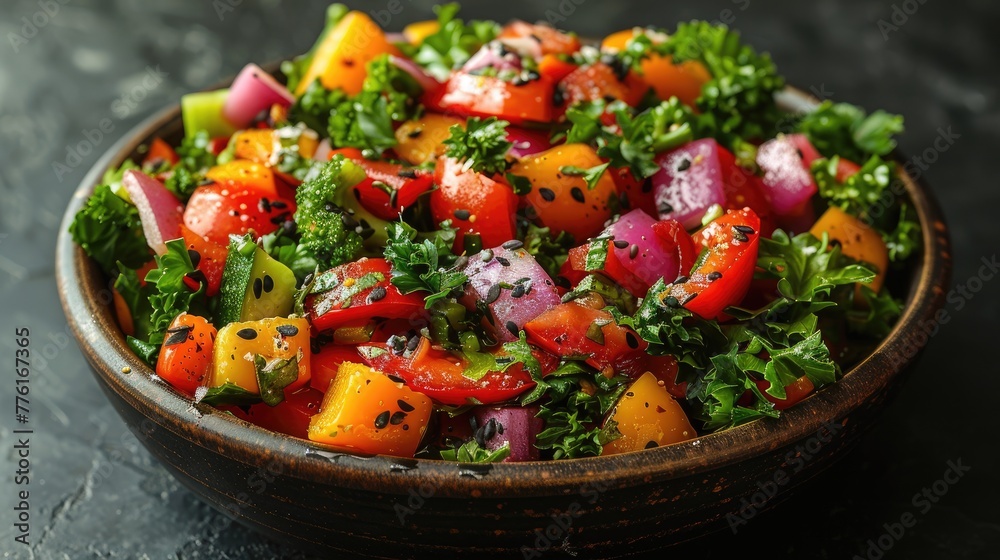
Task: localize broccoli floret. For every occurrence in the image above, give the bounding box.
[294,155,390,270]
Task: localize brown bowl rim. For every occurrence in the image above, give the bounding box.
[55,86,951,498]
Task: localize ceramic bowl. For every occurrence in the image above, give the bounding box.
[56,87,951,558]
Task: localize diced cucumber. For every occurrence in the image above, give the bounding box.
[181,89,238,139]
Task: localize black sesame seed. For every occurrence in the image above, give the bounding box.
[677,158,691,172]
[341,213,360,229]
[390,411,407,425]
[625,331,640,349]
[454,209,471,220]
[236,328,258,340]
[539,187,556,202]
[484,418,498,440]
[629,244,639,259]
[486,283,502,304]
[387,374,406,384]
[496,256,511,267]
[502,240,523,250]
[187,249,201,268]
[674,275,689,284]
[707,271,723,281]
[555,276,571,289]
[613,239,629,249]
[664,295,680,308]
[734,225,756,235]
[552,86,565,106]
[397,399,415,412]
[658,202,674,214]
[367,285,387,303]
[505,321,519,336]
[407,129,422,139]
[164,328,191,346]
[258,197,272,213]
[625,391,635,397]
[270,200,288,210]
[682,293,698,305]
[252,278,263,299]
[570,187,585,203]
[374,411,391,429]
[276,324,299,337]
[406,336,420,352]
[510,284,525,298]
[262,274,274,293]
[733,230,749,243]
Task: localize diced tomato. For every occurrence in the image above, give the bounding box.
[351,160,433,221]
[179,225,228,297]
[666,208,761,320]
[205,160,282,200]
[524,303,646,372]
[651,219,698,278]
[359,337,556,405]
[537,54,578,83]
[715,147,777,237]
[499,20,581,56]
[143,138,179,168]
[611,165,657,217]
[559,62,648,108]
[240,387,324,439]
[613,350,686,399]
[755,376,815,411]
[427,71,555,125]
[564,243,647,297]
[311,344,362,392]
[182,182,296,246]
[155,313,217,395]
[431,157,518,251]
[305,258,426,332]
[209,136,230,155]
[835,158,861,181]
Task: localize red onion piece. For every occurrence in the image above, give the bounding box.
[223,63,294,128]
[461,247,561,342]
[652,138,729,229]
[472,406,544,462]
[756,135,818,215]
[122,170,183,256]
[388,55,441,94]
[506,126,552,159]
[461,42,523,74]
[601,209,682,288]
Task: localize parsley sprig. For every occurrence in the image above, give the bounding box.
[383,221,467,308]
[443,116,513,175]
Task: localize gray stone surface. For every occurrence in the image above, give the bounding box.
[0,0,997,557]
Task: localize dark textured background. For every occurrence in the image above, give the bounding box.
[1,0,997,558]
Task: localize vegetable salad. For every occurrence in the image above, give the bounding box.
[69,3,919,462]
